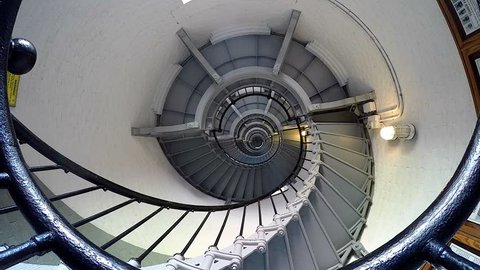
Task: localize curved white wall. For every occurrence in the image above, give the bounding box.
[338,0,477,251]
[9,0,476,260]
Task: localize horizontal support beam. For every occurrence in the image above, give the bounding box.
[308,92,375,113]
[273,10,301,75]
[0,232,53,269]
[231,104,242,117]
[264,99,273,114]
[424,239,480,270]
[177,28,223,84]
[131,122,200,137]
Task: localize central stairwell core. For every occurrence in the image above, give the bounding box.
[158,82,306,202]
[124,9,379,262]
[1,4,386,266]
[5,1,478,268]
[137,22,356,202]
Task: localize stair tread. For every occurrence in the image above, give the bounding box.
[221,168,245,199]
[320,163,368,191]
[308,190,353,251]
[286,219,318,270]
[315,176,364,228]
[180,152,218,175]
[267,234,295,270]
[319,166,368,208]
[200,163,231,190]
[299,205,342,269]
[316,132,368,153]
[211,166,238,196]
[313,123,364,138]
[233,169,249,200]
[189,159,224,184]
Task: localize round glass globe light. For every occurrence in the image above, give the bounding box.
[380,126,396,140]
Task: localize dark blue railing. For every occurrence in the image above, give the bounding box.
[0,1,480,269]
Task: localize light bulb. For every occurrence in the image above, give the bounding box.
[380,126,396,140]
[380,124,416,141]
[301,130,307,136]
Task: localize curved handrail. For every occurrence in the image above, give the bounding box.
[0,1,309,266]
[2,1,480,269]
[12,116,304,211]
[0,1,136,269]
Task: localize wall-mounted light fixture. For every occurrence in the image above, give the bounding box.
[380,124,415,141]
[301,130,307,137]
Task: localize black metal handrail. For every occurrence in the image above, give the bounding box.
[3,116,308,267]
[1,1,480,269]
[11,115,300,212]
[0,1,311,268]
[0,2,136,269]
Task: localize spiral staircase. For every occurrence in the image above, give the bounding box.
[126,15,374,268]
[1,1,480,270]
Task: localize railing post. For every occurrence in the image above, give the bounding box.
[0,232,53,269]
[423,239,480,270]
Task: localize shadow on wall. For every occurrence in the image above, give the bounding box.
[0,176,170,267]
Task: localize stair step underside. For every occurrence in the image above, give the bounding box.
[152,120,372,270]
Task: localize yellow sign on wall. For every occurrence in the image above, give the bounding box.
[7,72,20,107]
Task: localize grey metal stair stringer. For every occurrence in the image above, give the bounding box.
[154,119,374,270]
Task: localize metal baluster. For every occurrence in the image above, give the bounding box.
[0,186,103,215]
[239,206,247,237]
[29,165,66,173]
[270,196,278,215]
[101,207,164,250]
[0,232,53,269]
[213,209,230,247]
[280,188,289,204]
[289,183,298,193]
[72,199,136,227]
[136,211,190,263]
[180,211,211,256]
[257,201,263,226]
[424,239,480,270]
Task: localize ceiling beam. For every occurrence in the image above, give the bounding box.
[309,92,376,113]
[264,99,272,114]
[131,122,200,137]
[273,10,301,75]
[177,28,223,84]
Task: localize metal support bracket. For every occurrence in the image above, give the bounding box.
[273,10,301,75]
[177,28,223,84]
[131,122,200,137]
[309,92,376,113]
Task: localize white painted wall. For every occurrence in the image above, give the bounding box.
[9,0,477,260]
[339,0,478,251]
[6,263,69,270]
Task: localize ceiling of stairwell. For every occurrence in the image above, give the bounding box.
[8,0,477,259]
